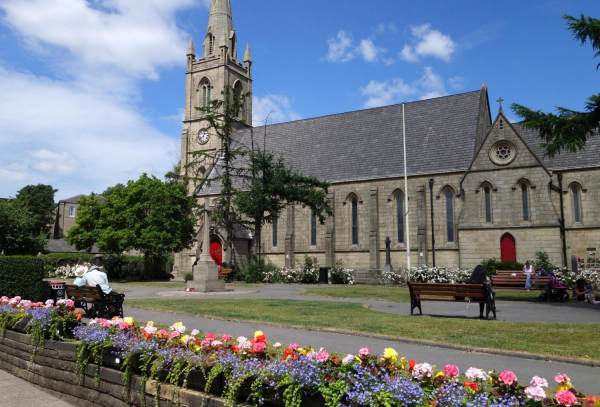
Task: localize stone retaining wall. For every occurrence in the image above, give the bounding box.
[0,330,227,407]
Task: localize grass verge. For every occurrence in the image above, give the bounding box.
[126,298,599,362]
[300,285,565,303]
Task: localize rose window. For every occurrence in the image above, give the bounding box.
[489,140,516,165]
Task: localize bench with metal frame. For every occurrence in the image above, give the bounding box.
[491,271,552,303]
[407,282,496,320]
[64,284,125,319]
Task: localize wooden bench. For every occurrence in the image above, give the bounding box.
[64,284,125,319]
[491,272,551,302]
[407,282,496,320]
[218,267,233,282]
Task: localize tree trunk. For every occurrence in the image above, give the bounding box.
[253,220,262,258]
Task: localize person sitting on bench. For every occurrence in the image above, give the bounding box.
[76,265,117,295]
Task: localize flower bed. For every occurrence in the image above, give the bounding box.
[1,295,599,407]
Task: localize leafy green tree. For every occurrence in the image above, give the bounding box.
[0,199,46,255]
[511,14,600,157]
[235,146,333,255]
[15,184,57,237]
[67,175,197,277]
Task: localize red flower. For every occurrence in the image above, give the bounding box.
[255,334,267,343]
[409,360,417,371]
[231,345,240,352]
[464,381,479,392]
[283,349,295,360]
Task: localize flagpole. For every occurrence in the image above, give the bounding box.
[402,102,410,270]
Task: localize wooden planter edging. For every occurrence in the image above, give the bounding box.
[0,330,229,407]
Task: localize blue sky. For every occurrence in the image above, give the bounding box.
[1,0,599,200]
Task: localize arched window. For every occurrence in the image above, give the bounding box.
[233,81,243,118]
[272,218,278,247]
[445,191,454,242]
[484,186,492,223]
[68,206,75,218]
[521,184,530,221]
[396,193,404,243]
[573,186,581,223]
[200,79,211,112]
[310,211,317,246]
[351,197,359,245]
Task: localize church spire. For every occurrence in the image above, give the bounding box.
[244,43,252,64]
[205,0,234,58]
[187,36,196,57]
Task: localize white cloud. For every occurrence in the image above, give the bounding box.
[357,39,387,62]
[376,23,397,34]
[325,31,355,62]
[29,150,81,175]
[400,24,456,62]
[252,94,301,127]
[0,0,195,79]
[360,67,449,108]
[448,76,466,89]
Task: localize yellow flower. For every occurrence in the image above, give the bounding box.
[383,348,398,363]
[398,357,408,368]
[354,356,362,365]
[123,317,135,325]
[146,321,154,327]
[181,335,190,344]
[174,321,183,327]
[557,382,573,391]
[254,330,264,338]
[436,372,445,378]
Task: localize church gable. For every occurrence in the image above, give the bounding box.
[468,111,549,173]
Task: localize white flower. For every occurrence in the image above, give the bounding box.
[273,342,282,348]
[237,336,248,344]
[191,329,200,336]
[411,363,433,380]
[465,367,488,382]
[524,386,546,401]
[530,376,548,388]
[342,354,355,364]
[145,326,157,334]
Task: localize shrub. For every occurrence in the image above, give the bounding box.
[328,260,355,284]
[495,261,524,271]
[184,272,194,282]
[533,251,555,271]
[408,265,471,284]
[0,256,47,301]
[480,258,498,276]
[243,257,274,283]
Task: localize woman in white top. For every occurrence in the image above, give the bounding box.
[522,261,535,291]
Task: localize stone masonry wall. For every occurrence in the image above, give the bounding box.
[0,330,227,407]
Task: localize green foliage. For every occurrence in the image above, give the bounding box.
[511,14,600,157]
[0,199,47,255]
[481,258,499,276]
[243,257,277,283]
[328,259,355,285]
[0,256,46,301]
[533,251,555,271]
[67,174,196,278]
[481,258,524,274]
[184,272,194,282]
[15,184,57,238]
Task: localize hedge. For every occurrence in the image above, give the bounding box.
[0,256,47,302]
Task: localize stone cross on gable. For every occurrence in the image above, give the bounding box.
[497,97,504,113]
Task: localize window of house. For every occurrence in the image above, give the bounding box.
[396,193,404,243]
[484,186,492,223]
[445,191,454,242]
[272,218,278,247]
[69,206,75,218]
[521,184,529,221]
[351,197,358,245]
[573,186,581,223]
[310,211,317,246]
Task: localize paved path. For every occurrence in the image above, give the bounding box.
[120,284,600,395]
[0,369,74,407]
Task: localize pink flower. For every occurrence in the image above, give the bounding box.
[554,373,571,384]
[530,376,548,388]
[498,371,518,386]
[358,347,370,357]
[342,354,355,364]
[158,329,168,336]
[65,300,74,308]
[524,386,546,402]
[289,343,299,350]
[315,350,330,362]
[191,329,200,336]
[444,365,459,377]
[253,342,266,352]
[211,340,223,347]
[411,363,433,380]
[222,334,232,342]
[145,326,157,335]
[201,339,211,346]
[205,332,216,341]
[170,331,181,338]
[556,390,578,406]
[118,322,130,330]
[102,321,111,328]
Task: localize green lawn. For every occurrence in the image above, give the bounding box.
[126,298,599,362]
[300,285,563,303]
[45,278,187,289]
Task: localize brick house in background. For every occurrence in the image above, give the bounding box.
[48,194,102,254]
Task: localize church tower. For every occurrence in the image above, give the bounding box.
[180,0,253,180]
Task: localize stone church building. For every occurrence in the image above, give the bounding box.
[174,0,600,277]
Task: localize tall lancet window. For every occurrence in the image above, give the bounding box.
[310,211,317,246]
[272,218,278,247]
[484,186,492,223]
[396,193,404,243]
[573,186,581,223]
[521,184,530,221]
[201,80,211,112]
[446,191,454,242]
[351,197,359,245]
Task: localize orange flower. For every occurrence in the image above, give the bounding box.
[464,381,479,392]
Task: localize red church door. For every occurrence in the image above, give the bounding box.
[209,241,223,266]
[501,234,516,262]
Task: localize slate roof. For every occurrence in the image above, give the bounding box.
[202,90,483,194]
[59,194,87,204]
[45,239,103,254]
[516,125,600,171]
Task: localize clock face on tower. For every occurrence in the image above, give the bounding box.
[197,130,210,145]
